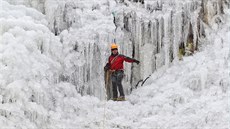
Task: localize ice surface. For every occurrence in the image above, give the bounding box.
[0,0,229,129]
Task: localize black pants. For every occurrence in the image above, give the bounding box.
[111,70,124,98]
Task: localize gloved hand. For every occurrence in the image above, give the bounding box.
[134,60,140,65]
[104,63,110,71]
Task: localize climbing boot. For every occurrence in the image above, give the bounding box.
[112,98,117,101]
[117,96,125,101]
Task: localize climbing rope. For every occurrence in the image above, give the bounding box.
[101,71,109,129]
[101,87,107,129]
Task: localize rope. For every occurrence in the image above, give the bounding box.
[101,86,107,129]
[101,70,110,129]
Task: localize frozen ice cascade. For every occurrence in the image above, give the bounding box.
[0,0,230,129]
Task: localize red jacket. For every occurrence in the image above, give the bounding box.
[107,54,137,70]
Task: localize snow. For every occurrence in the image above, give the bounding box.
[3,0,205,97]
[0,0,229,129]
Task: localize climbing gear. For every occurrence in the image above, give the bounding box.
[112,98,117,101]
[110,54,119,65]
[185,42,194,56]
[178,48,184,60]
[104,63,110,71]
[112,69,123,73]
[178,43,185,60]
[131,74,151,93]
[104,69,113,100]
[117,96,125,101]
[111,43,118,49]
[134,60,140,64]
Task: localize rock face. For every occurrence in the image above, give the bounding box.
[4,0,228,99]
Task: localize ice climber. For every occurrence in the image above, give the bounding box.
[104,43,140,101]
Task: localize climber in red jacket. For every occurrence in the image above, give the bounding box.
[104,43,140,101]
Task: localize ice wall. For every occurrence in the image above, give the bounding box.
[45,0,116,99]
[3,0,228,99]
[58,0,227,98]
[108,0,228,94]
[113,0,202,91]
[0,0,229,128]
[0,1,64,128]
